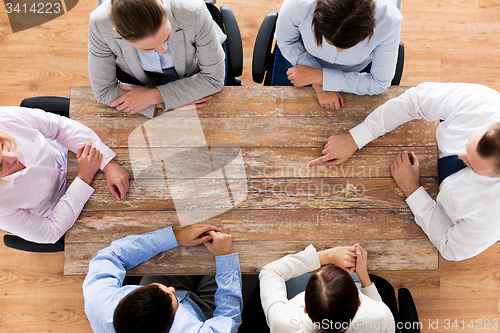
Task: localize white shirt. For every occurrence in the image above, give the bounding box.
[349,82,500,261]
[259,245,395,333]
[275,0,402,95]
[0,107,116,243]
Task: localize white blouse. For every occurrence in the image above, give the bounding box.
[0,107,115,243]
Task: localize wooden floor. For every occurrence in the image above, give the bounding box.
[1,0,500,331]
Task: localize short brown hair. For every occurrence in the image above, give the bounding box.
[304,265,359,333]
[110,0,167,41]
[312,0,376,49]
[477,122,500,175]
[113,284,175,333]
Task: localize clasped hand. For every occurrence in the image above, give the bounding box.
[174,224,233,256]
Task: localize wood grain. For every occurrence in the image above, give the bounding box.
[68,146,439,179]
[64,238,438,275]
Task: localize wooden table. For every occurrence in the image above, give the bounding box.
[64,86,439,275]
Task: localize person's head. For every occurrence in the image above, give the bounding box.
[110,0,172,54]
[458,122,500,178]
[113,283,177,333]
[311,0,376,50]
[304,265,359,333]
[0,131,19,184]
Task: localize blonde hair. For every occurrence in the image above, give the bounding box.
[0,130,18,186]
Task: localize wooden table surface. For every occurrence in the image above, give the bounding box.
[64,86,439,276]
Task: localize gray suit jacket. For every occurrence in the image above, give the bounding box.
[88,0,227,118]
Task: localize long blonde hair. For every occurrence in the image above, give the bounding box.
[0,130,18,186]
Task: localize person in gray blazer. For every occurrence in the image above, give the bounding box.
[89,0,227,118]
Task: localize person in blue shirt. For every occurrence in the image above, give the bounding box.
[272,0,402,110]
[82,223,243,333]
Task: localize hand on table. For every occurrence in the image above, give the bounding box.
[203,230,233,256]
[354,243,371,288]
[317,246,356,274]
[77,142,102,185]
[174,224,221,247]
[110,85,163,114]
[312,84,344,110]
[103,160,130,200]
[173,96,212,110]
[391,150,421,197]
[286,65,322,87]
[308,133,358,167]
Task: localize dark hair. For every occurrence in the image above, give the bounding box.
[477,122,500,175]
[304,265,359,333]
[113,284,175,333]
[312,0,376,49]
[110,0,167,41]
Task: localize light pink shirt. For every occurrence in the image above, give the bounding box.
[0,107,116,243]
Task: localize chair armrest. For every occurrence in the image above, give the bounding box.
[20,96,70,118]
[391,41,405,86]
[220,6,243,78]
[398,288,420,333]
[252,12,278,84]
[3,234,65,253]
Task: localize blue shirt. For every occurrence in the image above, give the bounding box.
[82,227,243,333]
[136,42,175,74]
[275,0,402,95]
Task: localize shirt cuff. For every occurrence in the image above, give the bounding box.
[157,226,180,252]
[349,122,374,149]
[68,177,95,204]
[215,253,240,273]
[99,146,117,171]
[360,282,382,301]
[322,68,342,91]
[405,186,434,220]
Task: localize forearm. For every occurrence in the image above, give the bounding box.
[322,69,390,95]
[211,253,243,329]
[406,187,475,261]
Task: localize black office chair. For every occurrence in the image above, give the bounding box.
[2,96,70,253]
[370,274,420,333]
[252,13,405,86]
[206,3,243,86]
[238,273,420,333]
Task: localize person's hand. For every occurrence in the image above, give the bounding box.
[110,85,163,114]
[103,160,130,200]
[317,246,356,274]
[173,96,212,110]
[391,150,421,197]
[77,142,103,185]
[286,65,322,87]
[174,224,221,247]
[354,243,371,288]
[203,230,233,256]
[309,133,358,167]
[313,84,344,110]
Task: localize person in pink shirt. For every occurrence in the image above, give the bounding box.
[0,106,129,243]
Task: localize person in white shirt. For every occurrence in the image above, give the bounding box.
[272,0,402,110]
[259,243,395,333]
[0,106,129,244]
[309,82,500,261]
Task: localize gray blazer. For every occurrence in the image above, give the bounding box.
[88,0,227,118]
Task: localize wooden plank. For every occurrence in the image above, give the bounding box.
[68,146,439,179]
[64,238,438,275]
[75,177,437,211]
[65,208,428,244]
[70,114,438,149]
[70,86,413,118]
